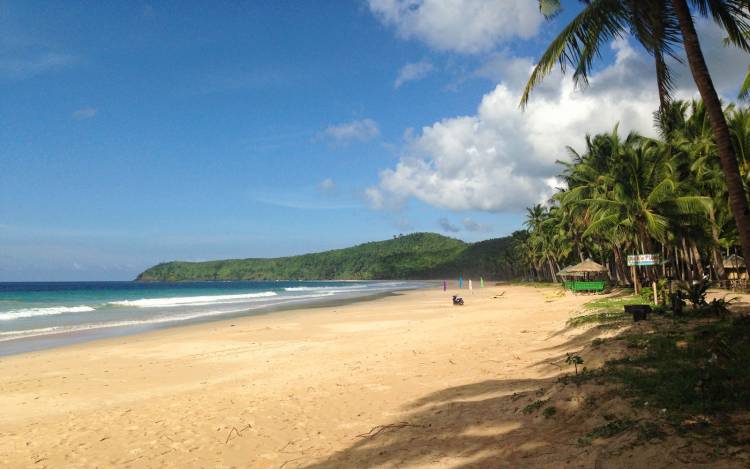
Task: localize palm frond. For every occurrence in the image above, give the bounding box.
[521,0,629,108]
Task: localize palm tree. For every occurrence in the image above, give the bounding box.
[524,0,750,262]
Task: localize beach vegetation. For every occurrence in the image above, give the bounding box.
[526,0,750,265]
[573,314,750,444]
[522,399,550,415]
[565,353,584,375]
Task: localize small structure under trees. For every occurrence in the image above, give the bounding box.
[559,258,608,292]
[724,254,748,280]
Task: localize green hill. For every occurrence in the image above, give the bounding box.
[136,232,523,281]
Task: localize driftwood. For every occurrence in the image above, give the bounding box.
[356,421,428,439]
[225,424,252,444]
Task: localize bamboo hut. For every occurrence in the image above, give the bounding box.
[563,258,608,292]
[723,254,748,280]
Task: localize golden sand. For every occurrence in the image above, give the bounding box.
[0,285,609,468]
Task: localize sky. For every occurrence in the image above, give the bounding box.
[1,1,748,281]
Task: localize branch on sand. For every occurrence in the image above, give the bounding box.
[355,421,428,440]
[225,424,252,444]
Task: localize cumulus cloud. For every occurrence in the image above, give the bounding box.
[318,177,336,193]
[322,118,380,144]
[366,16,750,214]
[368,0,542,54]
[361,44,657,211]
[72,107,97,120]
[395,60,434,88]
[438,218,461,233]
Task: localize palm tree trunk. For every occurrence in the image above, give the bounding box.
[547,256,558,283]
[708,207,726,280]
[690,241,704,279]
[672,0,750,262]
[681,238,693,281]
[613,245,629,286]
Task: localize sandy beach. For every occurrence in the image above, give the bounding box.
[0,285,633,467]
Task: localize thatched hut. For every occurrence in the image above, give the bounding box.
[723,254,748,280]
[562,258,608,292]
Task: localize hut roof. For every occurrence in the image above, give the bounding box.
[557,265,583,277]
[567,258,607,273]
[723,254,746,269]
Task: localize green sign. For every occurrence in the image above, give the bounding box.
[627,254,660,266]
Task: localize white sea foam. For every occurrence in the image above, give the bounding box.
[108,291,278,308]
[284,285,365,292]
[0,306,95,321]
[0,293,338,342]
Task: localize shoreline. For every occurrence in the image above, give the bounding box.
[0,284,600,468]
[0,282,434,357]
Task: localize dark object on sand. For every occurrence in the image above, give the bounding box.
[625,304,652,322]
[670,292,684,316]
[452,295,464,306]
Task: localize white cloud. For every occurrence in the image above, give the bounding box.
[0,52,75,80]
[365,186,387,209]
[368,0,542,54]
[395,60,434,88]
[72,107,97,120]
[438,218,461,233]
[318,177,336,193]
[367,40,659,212]
[322,118,380,143]
[367,17,750,214]
[462,218,488,232]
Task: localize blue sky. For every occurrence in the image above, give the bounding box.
[1,1,746,280]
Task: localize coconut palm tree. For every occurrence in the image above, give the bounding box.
[524,0,750,262]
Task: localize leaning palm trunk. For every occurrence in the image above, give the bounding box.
[708,207,727,280]
[672,0,750,262]
[681,238,694,281]
[690,241,705,279]
[547,256,558,283]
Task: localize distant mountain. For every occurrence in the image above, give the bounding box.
[136,232,520,281]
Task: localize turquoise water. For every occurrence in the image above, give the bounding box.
[0,280,419,355]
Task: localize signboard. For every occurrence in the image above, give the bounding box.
[627,254,660,267]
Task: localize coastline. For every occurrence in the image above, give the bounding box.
[0,284,603,468]
[0,281,433,357]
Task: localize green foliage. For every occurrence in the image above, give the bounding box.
[565,353,584,375]
[515,99,750,288]
[577,418,664,447]
[137,233,522,281]
[702,297,737,318]
[542,406,557,418]
[583,294,647,310]
[602,316,750,423]
[522,399,549,415]
[679,281,709,309]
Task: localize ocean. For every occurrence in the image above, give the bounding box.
[0,280,422,356]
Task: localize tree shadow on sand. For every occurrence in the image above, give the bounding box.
[300,377,598,468]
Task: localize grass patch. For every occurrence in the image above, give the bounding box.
[511,281,560,289]
[567,311,629,327]
[522,399,549,414]
[577,418,665,446]
[566,291,654,327]
[578,315,750,442]
[583,294,649,310]
[542,406,557,418]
